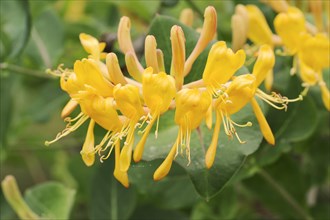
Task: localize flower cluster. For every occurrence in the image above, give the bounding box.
[231,1,330,110]
[46,6,303,187]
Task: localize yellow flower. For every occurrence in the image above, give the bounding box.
[274,6,306,55]
[245,5,274,46]
[202,41,246,95]
[133,67,176,162]
[113,84,145,172]
[298,33,330,110]
[205,45,301,169]
[154,88,211,180]
[79,33,107,60]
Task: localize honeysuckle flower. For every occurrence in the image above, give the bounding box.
[231,5,248,52]
[117,16,144,80]
[183,6,217,76]
[133,67,176,162]
[154,88,211,181]
[205,45,302,168]
[260,0,289,13]
[79,33,107,61]
[298,33,330,110]
[113,84,145,172]
[245,5,274,46]
[202,41,246,95]
[170,25,186,90]
[46,5,306,187]
[274,6,330,110]
[234,4,278,91]
[274,6,306,55]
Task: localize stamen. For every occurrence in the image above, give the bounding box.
[46,64,66,77]
[155,114,160,138]
[45,114,88,146]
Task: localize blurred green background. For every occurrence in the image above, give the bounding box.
[1,0,329,219]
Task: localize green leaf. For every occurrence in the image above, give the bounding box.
[129,160,200,209]
[0,0,31,61]
[24,182,76,220]
[90,159,137,220]
[243,155,311,220]
[24,8,64,68]
[112,1,161,21]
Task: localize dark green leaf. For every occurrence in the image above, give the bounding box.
[90,159,137,220]
[129,160,200,209]
[24,182,76,220]
[0,0,31,60]
[24,9,64,68]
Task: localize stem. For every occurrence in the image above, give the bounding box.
[259,169,313,220]
[1,175,40,220]
[184,0,204,19]
[110,179,118,220]
[0,62,53,79]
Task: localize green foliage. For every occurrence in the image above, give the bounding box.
[24,182,76,219]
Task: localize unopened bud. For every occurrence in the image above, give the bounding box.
[145,35,159,73]
[179,8,194,27]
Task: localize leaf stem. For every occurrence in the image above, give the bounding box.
[258,169,313,220]
[0,62,53,79]
[110,179,118,220]
[1,175,40,220]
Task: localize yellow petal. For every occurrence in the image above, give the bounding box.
[156,49,165,72]
[184,6,217,76]
[153,138,178,181]
[205,112,221,169]
[145,35,159,73]
[142,67,176,114]
[203,41,246,90]
[133,113,158,162]
[79,33,100,60]
[61,99,78,119]
[113,140,129,188]
[119,144,133,172]
[274,6,306,54]
[106,53,127,85]
[113,84,144,120]
[261,0,289,13]
[252,45,275,87]
[320,81,330,111]
[245,5,273,46]
[231,14,248,52]
[250,98,275,145]
[74,59,114,97]
[170,25,186,90]
[80,120,95,166]
[174,88,211,130]
[125,52,143,82]
[117,16,144,73]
